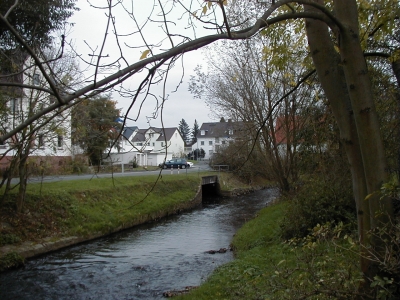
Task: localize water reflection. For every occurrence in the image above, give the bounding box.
[0,188,277,299]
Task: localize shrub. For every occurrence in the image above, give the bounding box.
[280,176,356,239]
[0,233,21,246]
[130,158,138,168]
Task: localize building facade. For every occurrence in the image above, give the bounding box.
[192,120,245,160]
[0,56,72,173]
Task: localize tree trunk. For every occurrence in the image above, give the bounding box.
[304,0,370,273]
[305,0,393,288]
[392,55,400,179]
[16,150,28,213]
[334,0,393,226]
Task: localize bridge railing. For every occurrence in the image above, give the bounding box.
[211,165,229,172]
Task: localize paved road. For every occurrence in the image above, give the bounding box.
[20,161,212,184]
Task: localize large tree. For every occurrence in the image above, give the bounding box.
[189,33,314,191]
[0,0,78,50]
[72,96,120,166]
[1,0,399,290]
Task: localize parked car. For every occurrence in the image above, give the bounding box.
[159,158,190,169]
[187,161,194,168]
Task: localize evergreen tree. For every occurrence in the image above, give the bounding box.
[191,119,199,144]
[178,118,190,145]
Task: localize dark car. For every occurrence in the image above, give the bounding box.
[159,158,190,169]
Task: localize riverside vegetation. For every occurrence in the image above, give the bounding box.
[177,175,399,299]
[1,171,399,298]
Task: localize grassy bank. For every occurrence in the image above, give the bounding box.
[0,173,202,270]
[177,201,361,300]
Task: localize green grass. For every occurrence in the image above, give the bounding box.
[1,174,203,242]
[177,201,361,300]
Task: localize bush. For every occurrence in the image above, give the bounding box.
[130,158,138,168]
[0,252,24,271]
[280,177,356,239]
[0,233,21,246]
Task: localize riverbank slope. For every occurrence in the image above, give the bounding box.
[0,174,203,271]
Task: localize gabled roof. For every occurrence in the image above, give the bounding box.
[154,127,180,142]
[121,126,138,140]
[131,129,147,142]
[131,127,181,142]
[197,120,245,139]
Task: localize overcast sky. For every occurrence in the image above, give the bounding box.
[67,0,217,130]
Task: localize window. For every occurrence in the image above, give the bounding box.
[0,134,6,149]
[161,142,164,147]
[201,141,204,146]
[201,130,205,136]
[38,134,44,148]
[33,73,40,85]
[222,140,226,145]
[10,98,20,114]
[209,150,213,155]
[209,141,213,145]
[152,142,155,146]
[57,135,63,148]
[137,142,143,146]
[228,129,233,135]
[215,137,219,143]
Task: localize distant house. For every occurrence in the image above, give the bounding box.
[104,126,185,167]
[273,115,326,154]
[273,116,296,155]
[192,119,246,160]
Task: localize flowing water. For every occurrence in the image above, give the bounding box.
[0,188,278,299]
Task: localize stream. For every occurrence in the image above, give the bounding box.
[0,188,278,299]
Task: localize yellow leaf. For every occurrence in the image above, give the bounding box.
[223,0,228,5]
[208,1,212,8]
[202,5,207,15]
[140,49,150,60]
[334,45,340,53]
[364,192,374,201]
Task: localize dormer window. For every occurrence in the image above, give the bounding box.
[228,129,233,135]
[201,130,205,135]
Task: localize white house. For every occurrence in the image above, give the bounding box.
[0,55,72,172]
[192,120,246,160]
[104,126,185,167]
